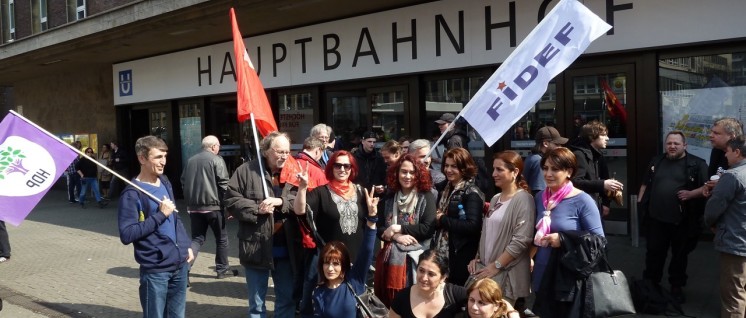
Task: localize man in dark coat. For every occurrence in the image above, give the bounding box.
[353,131,386,190]
[569,121,623,217]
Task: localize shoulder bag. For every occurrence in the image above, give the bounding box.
[346,281,389,318]
[589,253,636,317]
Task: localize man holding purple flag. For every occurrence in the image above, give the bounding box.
[0,111,79,226]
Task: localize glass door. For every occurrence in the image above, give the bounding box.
[328,86,409,151]
[565,65,634,234]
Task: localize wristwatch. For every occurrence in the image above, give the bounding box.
[494,260,503,270]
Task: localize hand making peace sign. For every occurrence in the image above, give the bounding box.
[363,186,380,217]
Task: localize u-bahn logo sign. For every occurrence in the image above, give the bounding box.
[119,70,133,96]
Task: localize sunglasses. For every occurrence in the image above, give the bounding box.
[333,163,352,170]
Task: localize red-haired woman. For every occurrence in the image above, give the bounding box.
[434,147,486,286]
[374,154,436,306]
[467,151,535,305]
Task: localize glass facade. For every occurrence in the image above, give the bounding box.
[659,52,746,163]
[278,91,314,145]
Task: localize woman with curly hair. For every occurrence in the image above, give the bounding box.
[434,147,485,286]
[374,154,436,306]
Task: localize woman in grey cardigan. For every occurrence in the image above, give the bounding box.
[467,151,535,304]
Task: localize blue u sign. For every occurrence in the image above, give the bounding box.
[119,70,133,96]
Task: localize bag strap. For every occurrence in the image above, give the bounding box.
[306,204,326,246]
[345,281,374,317]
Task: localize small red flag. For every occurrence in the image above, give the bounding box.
[230,8,278,136]
[600,79,627,124]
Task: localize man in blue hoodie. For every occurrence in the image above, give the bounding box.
[118,136,193,318]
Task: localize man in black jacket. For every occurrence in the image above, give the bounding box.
[569,121,623,217]
[353,131,386,190]
[181,135,232,278]
[637,131,707,303]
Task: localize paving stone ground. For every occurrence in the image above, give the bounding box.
[0,188,722,317]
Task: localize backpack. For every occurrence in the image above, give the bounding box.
[630,278,685,315]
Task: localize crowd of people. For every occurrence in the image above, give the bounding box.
[108,114,746,318]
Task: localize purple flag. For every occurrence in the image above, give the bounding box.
[0,113,78,226]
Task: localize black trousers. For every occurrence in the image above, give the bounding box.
[189,211,229,273]
[643,218,699,288]
[0,221,10,258]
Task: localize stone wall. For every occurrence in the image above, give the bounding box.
[14,67,117,149]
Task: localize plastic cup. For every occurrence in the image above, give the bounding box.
[710,175,720,181]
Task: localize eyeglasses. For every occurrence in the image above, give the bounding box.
[273,149,291,156]
[333,163,352,170]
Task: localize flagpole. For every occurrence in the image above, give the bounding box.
[8,110,175,211]
[249,113,270,199]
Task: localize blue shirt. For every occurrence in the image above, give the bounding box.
[524,153,545,192]
[531,192,603,292]
[313,227,376,317]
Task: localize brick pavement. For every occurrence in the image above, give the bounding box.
[0,188,724,317]
[0,189,261,318]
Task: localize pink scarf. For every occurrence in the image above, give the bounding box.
[534,181,574,247]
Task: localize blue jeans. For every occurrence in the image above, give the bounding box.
[79,177,102,204]
[66,173,80,202]
[244,258,295,318]
[139,264,188,318]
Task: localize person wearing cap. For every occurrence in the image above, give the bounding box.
[435,113,470,151]
[568,120,623,217]
[353,131,387,190]
[523,126,568,196]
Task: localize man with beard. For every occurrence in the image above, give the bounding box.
[224,132,300,318]
[637,131,708,303]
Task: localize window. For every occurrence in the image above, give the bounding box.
[278,91,315,146]
[4,0,16,41]
[31,0,47,33]
[67,0,85,21]
[659,51,746,161]
[40,0,47,31]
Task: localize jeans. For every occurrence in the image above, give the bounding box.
[0,221,10,258]
[66,173,80,202]
[244,258,295,318]
[79,177,103,204]
[139,264,188,318]
[189,211,229,273]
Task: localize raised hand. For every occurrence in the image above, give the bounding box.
[364,186,380,217]
[296,160,309,188]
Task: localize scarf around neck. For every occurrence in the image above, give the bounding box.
[328,179,355,200]
[394,190,418,224]
[534,181,573,247]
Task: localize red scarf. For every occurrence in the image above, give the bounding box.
[328,179,354,200]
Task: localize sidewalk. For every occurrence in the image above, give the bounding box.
[1,189,253,318]
[0,189,721,317]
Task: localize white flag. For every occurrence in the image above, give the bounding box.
[460,0,611,146]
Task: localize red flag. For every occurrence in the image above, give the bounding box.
[600,79,627,124]
[230,8,278,136]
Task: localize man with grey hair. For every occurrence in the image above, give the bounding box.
[704,117,744,197]
[309,123,332,168]
[225,131,299,318]
[181,135,233,279]
[408,139,445,185]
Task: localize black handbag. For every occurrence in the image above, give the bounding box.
[346,281,389,318]
[590,255,636,317]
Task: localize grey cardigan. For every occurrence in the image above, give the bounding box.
[476,189,535,300]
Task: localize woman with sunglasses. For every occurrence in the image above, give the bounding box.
[75,147,109,209]
[374,154,436,306]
